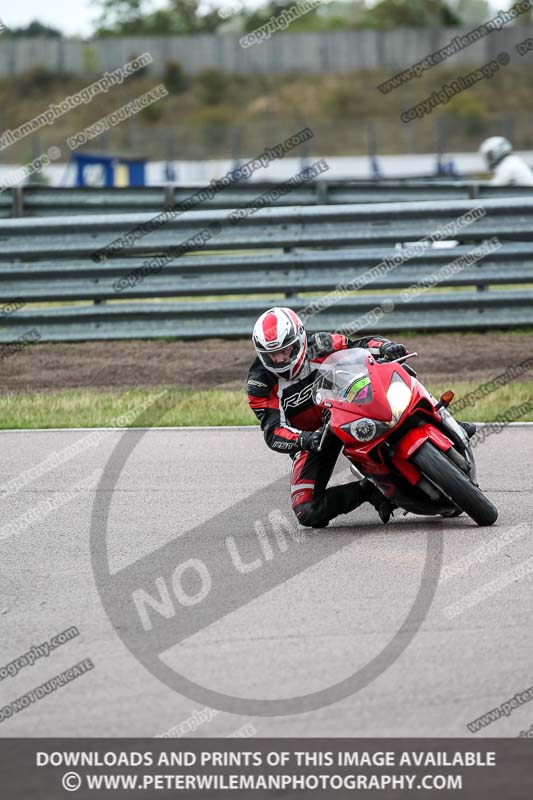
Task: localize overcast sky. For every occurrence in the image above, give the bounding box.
[0,0,514,38]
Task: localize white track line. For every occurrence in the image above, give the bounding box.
[0,425,259,433]
[1,423,533,434]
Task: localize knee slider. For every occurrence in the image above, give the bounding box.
[294,500,327,528]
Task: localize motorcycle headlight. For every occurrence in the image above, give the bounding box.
[341,418,388,442]
[387,375,412,424]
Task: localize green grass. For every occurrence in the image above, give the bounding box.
[445,382,533,423]
[0,382,532,430]
[0,388,253,430]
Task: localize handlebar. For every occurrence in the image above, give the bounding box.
[375,352,418,366]
[388,352,418,363]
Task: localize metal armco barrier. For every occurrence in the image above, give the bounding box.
[1,292,532,342]
[2,181,533,218]
[0,196,532,342]
[1,244,532,303]
[2,197,533,258]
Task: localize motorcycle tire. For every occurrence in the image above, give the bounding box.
[412,441,498,527]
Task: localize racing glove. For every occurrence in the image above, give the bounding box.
[297,429,324,452]
[380,342,408,361]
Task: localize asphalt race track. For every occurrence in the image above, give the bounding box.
[0,426,532,738]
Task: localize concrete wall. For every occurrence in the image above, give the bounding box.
[0,27,532,77]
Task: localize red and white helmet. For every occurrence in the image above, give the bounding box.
[252,307,307,379]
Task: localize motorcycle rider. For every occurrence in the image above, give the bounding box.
[479,136,533,186]
[247,306,404,528]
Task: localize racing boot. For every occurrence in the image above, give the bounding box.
[360,478,397,524]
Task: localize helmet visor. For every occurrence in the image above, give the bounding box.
[258,339,302,372]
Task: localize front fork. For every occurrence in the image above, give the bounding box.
[440,408,477,483]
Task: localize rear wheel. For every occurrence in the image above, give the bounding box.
[412,442,498,526]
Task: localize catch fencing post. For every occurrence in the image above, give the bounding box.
[315,182,328,205]
[11,187,23,218]
[283,245,298,299]
[164,185,175,211]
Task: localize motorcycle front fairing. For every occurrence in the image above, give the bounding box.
[313,349,463,516]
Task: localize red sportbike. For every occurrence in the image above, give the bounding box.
[313,348,498,526]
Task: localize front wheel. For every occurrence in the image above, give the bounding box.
[412,442,498,526]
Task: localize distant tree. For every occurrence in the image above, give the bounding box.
[94,0,149,34]
[224,0,366,33]
[8,20,62,37]
[359,0,460,28]
[95,0,145,29]
[242,1,316,32]
[451,0,492,25]
[167,0,224,32]
[93,0,465,35]
[93,0,224,35]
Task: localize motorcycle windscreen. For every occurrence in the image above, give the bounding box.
[313,348,373,405]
